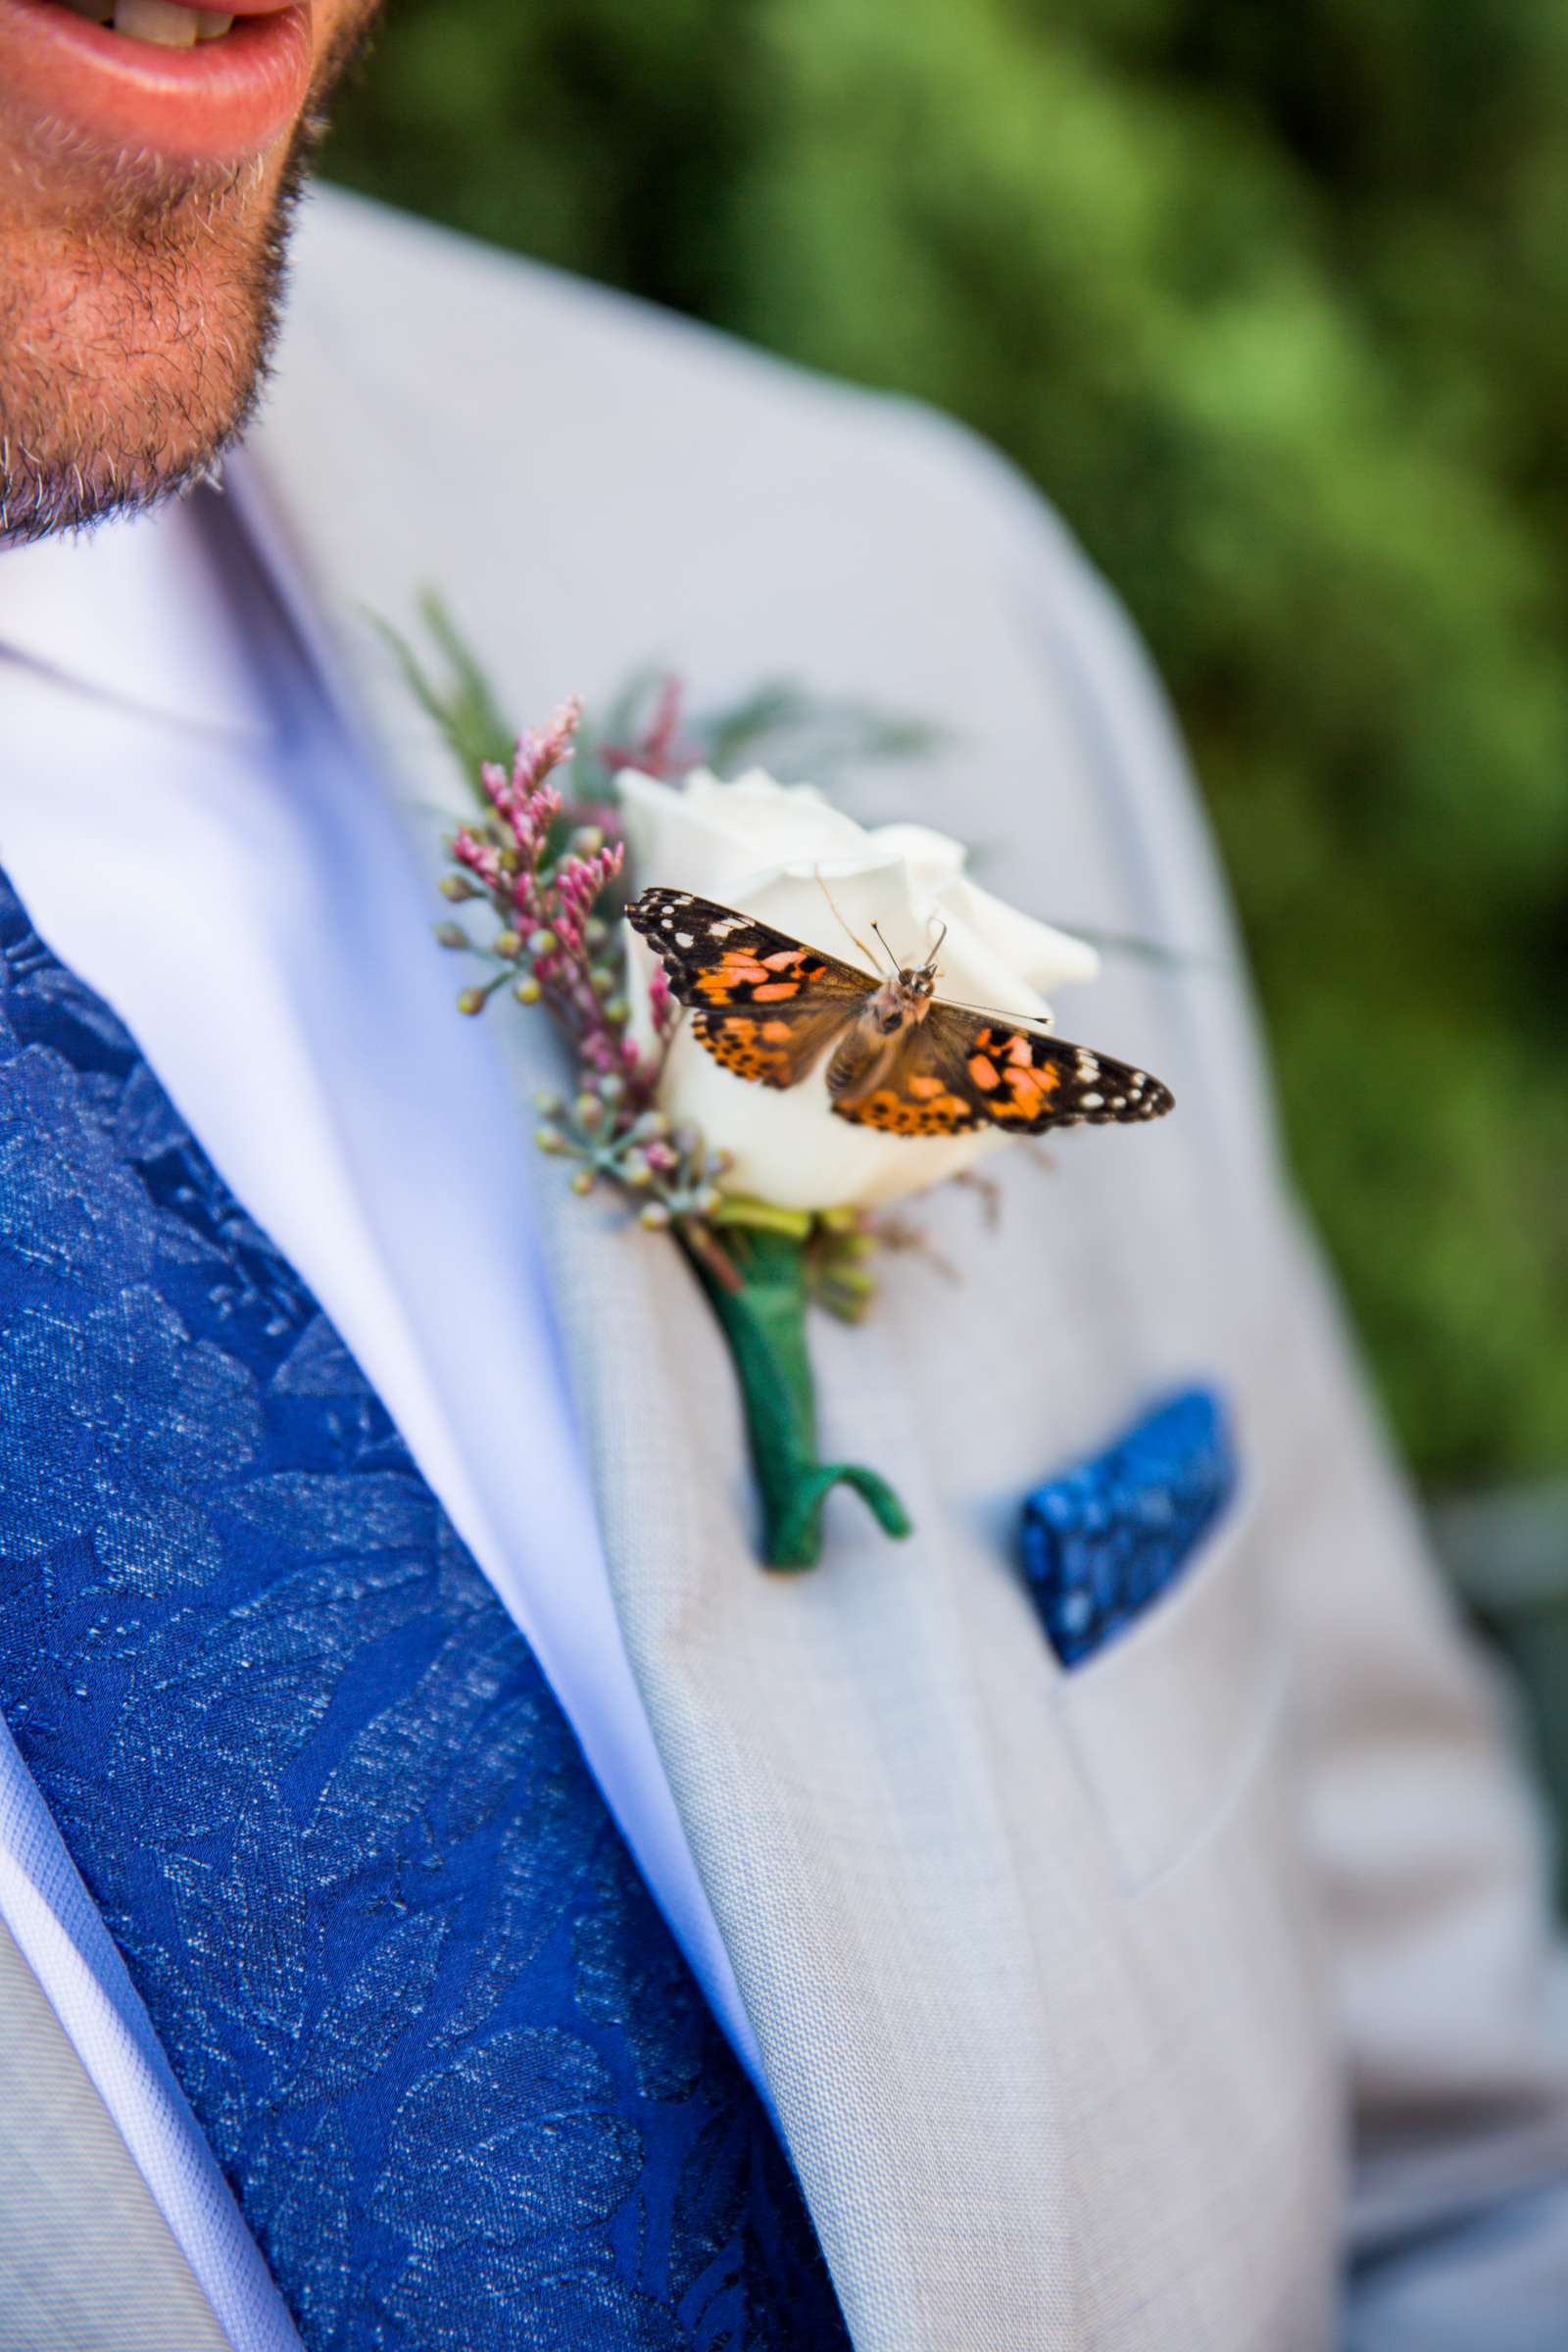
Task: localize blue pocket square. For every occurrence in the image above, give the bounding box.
[1021,1388,1237,1668]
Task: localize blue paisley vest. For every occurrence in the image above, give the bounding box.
[0,873,850,2352]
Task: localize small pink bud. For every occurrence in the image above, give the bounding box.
[648,968,674,1029]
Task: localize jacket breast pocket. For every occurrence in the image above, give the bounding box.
[1024,1390,1282,1891]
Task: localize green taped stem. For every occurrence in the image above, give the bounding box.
[687,1225,912,1569]
[710,1195,815,1242]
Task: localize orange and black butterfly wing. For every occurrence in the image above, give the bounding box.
[940,1007,1174,1132]
[832,1004,1174,1136]
[626,886,872,1091]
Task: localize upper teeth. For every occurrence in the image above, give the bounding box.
[114,0,197,40]
[96,0,235,41]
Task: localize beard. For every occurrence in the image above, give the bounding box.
[0,7,380,545]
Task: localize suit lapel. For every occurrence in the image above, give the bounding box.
[240,223,1152,2346]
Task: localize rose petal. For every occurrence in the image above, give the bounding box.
[943,873,1101,992]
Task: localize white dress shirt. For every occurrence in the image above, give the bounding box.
[0,480,762,2350]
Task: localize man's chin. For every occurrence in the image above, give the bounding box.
[0,160,296,543]
[0,0,380,544]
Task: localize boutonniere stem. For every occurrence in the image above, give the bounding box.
[693,1217,911,1569]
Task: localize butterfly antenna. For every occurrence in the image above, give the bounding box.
[871,919,902,972]
[922,919,949,973]
[939,995,1057,1034]
[815,866,885,974]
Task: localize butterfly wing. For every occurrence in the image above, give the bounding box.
[832,1004,1174,1136]
[627,886,872,1091]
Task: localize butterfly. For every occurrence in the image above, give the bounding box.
[626,886,1174,1137]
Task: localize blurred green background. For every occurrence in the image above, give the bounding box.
[324,0,1568,1819]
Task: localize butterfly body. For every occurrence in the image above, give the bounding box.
[824,971,938,1105]
[627,886,1174,1138]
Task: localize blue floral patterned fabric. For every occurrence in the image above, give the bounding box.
[1021,1389,1236,1668]
[0,873,849,2352]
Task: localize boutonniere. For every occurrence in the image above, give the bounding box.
[398,616,1174,1570]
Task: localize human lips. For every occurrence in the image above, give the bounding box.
[0,0,313,164]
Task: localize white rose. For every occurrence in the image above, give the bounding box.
[618,767,1100,1211]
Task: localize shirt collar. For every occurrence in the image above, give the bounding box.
[0,479,285,743]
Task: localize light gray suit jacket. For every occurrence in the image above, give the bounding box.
[4,183,1567,2350]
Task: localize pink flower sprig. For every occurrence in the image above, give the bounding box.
[599,674,694,781]
[445,700,641,1065]
[436,695,738,1279]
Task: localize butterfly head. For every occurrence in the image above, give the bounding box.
[855,916,941,1033]
[869,917,945,1013]
[861,960,938,1039]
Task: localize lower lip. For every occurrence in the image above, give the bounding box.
[0,0,313,164]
